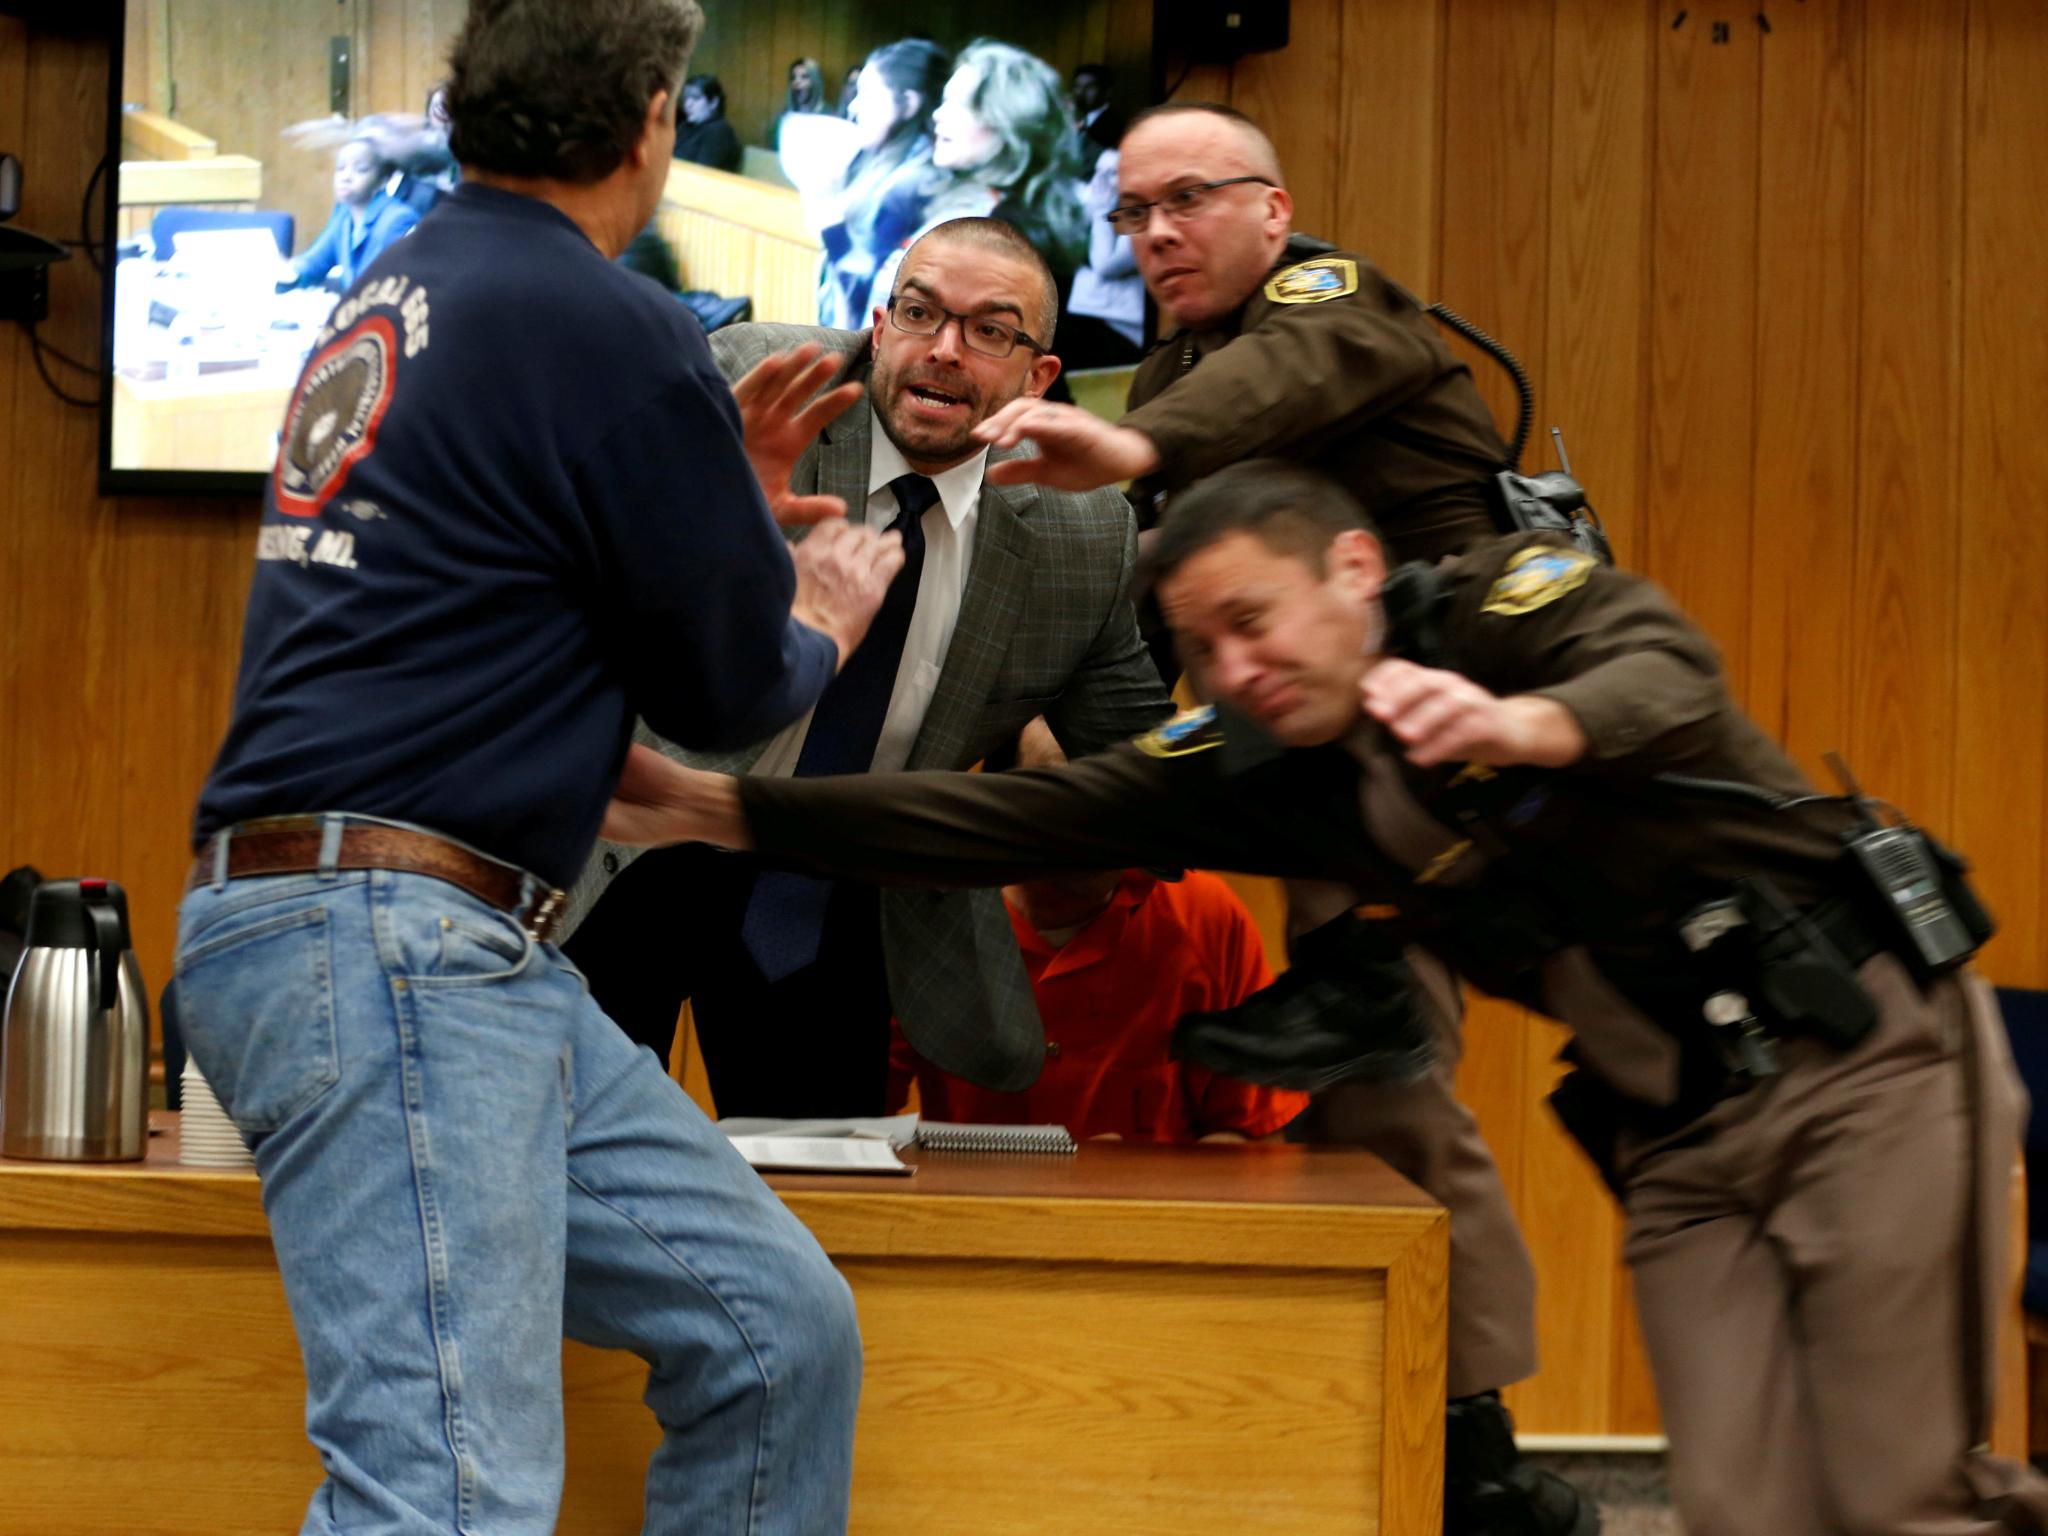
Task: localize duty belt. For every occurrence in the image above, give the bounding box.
[189,816,566,942]
[1807,897,1885,970]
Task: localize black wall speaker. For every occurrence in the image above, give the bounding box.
[1161,1,1292,63]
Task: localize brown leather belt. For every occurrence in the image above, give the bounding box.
[188,817,567,942]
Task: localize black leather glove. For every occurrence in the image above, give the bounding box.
[1171,910,1437,1093]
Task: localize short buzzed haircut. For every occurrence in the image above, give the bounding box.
[898,216,1061,345]
[1122,101,1284,184]
[1153,460,1381,581]
[447,0,703,184]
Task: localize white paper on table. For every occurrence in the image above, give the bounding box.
[718,1113,920,1149]
[727,1135,912,1175]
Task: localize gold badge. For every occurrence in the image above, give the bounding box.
[1264,256,1358,305]
[1135,705,1223,759]
[1481,545,1598,616]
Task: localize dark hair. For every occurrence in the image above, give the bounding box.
[899,216,1061,343]
[786,56,825,111]
[340,134,399,183]
[865,37,950,149]
[445,0,703,183]
[685,73,724,115]
[1074,62,1108,82]
[836,38,952,233]
[1153,461,1381,581]
[946,40,1086,277]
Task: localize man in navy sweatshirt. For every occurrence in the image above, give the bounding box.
[173,4,899,1532]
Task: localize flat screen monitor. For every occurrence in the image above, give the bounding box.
[97,0,1166,497]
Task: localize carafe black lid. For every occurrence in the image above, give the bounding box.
[23,878,133,950]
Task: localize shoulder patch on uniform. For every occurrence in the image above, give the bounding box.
[1264,256,1358,305]
[1135,705,1223,758]
[1481,545,1598,616]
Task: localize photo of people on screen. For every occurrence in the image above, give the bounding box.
[771,56,832,147]
[104,7,1157,481]
[279,136,420,293]
[676,74,742,172]
[779,37,1137,368]
[808,39,950,331]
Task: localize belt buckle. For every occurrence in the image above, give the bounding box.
[522,886,566,943]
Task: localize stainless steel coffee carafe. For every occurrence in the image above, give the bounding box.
[1,878,150,1161]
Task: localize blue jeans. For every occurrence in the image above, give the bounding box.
[174,854,861,1535]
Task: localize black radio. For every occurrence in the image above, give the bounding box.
[1826,754,1994,984]
[1844,822,1987,981]
[1655,754,1995,995]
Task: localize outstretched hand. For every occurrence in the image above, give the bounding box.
[601,745,751,849]
[282,112,438,161]
[733,343,865,527]
[974,398,1160,490]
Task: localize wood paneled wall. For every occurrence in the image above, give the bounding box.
[12,0,2047,1442]
[4,18,257,1037]
[1184,0,2048,1438]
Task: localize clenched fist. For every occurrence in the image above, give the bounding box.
[1361,658,1586,769]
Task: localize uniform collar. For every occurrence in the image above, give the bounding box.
[865,404,985,532]
[1278,231,1338,266]
[1162,232,1344,354]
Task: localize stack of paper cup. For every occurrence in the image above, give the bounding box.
[179,1058,254,1169]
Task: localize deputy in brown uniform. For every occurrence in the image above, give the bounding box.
[973,102,1565,1535]
[974,100,1508,561]
[610,461,2048,1536]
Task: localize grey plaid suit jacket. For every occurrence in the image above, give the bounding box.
[562,321,1174,1091]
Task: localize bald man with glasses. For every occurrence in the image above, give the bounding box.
[975,101,1511,571]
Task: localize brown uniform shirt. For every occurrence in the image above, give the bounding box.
[742,535,1864,1106]
[1122,235,1511,564]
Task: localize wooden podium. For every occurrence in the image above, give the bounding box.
[0,1117,1447,1535]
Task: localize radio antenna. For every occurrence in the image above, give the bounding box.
[1550,426,1573,478]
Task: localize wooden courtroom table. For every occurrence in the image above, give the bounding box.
[0,1114,1447,1536]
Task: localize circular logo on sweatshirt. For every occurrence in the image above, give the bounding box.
[273,316,397,517]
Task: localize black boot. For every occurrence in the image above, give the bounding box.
[1170,910,1437,1093]
[1445,1391,1600,1536]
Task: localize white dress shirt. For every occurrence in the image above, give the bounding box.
[750,407,987,778]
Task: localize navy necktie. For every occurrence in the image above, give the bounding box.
[742,474,938,980]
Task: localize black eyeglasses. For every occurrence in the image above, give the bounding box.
[1105,176,1278,235]
[886,295,1046,359]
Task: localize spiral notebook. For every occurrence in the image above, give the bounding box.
[916,1121,1078,1155]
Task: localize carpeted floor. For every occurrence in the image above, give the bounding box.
[1526,1452,1681,1536]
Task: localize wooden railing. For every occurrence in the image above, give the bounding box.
[656,161,820,326]
[116,101,263,251]
[121,106,216,162]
